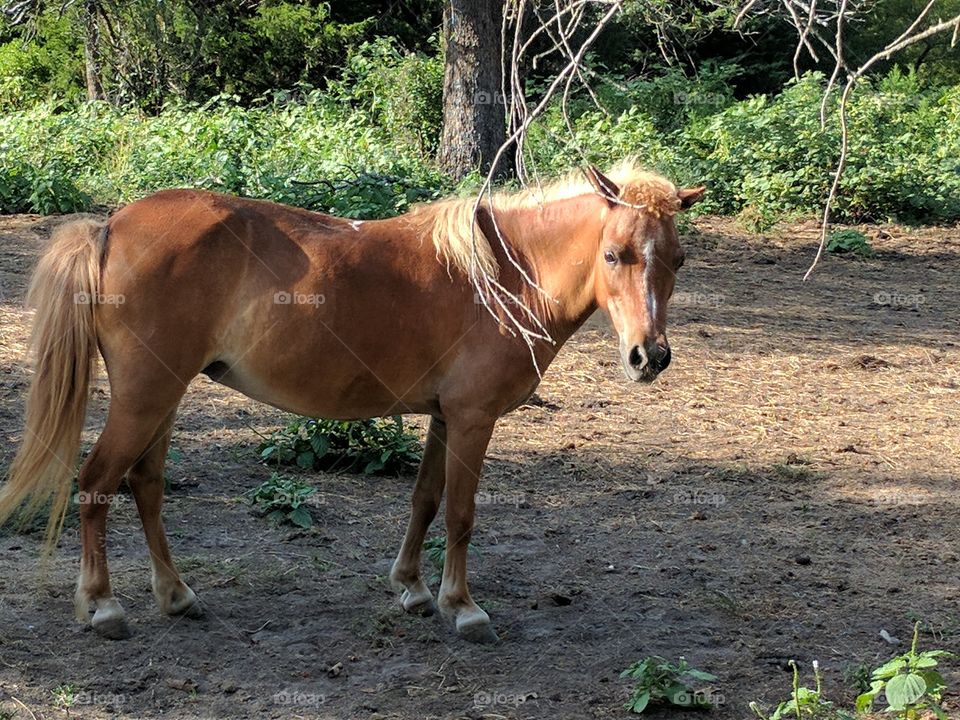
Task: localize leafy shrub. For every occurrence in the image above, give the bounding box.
[258,416,421,476]
[750,661,851,720]
[531,68,960,224]
[245,472,317,528]
[857,623,953,719]
[0,67,958,225]
[621,656,718,714]
[827,229,873,256]
[749,629,954,720]
[334,38,444,157]
[0,159,89,214]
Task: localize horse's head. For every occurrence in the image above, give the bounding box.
[586,166,705,383]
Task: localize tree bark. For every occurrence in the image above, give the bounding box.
[437,0,511,181]
[82,0,105,102]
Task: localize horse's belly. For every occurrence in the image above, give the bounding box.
[206,335,443,420]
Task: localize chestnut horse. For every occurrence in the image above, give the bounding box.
[0,162,703,643]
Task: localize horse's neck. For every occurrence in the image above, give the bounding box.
[496,195,602,342]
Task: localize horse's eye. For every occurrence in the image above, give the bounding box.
[603,250,618,265]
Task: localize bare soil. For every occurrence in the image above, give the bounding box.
[0,213,958,720]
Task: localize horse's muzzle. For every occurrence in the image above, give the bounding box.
[621,341,671,383]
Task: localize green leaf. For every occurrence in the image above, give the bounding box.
[920,670,946,694]
[885,672,926,709]
[296,450,315,469]
[287,506,312,528]
[629,690,650,714]
[310,434,329,457]
[856,690,877,713]
[872,657,908,679]
[685,669,717,681]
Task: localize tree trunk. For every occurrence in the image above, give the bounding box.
[437,0,511,181]
[82,0,105,102]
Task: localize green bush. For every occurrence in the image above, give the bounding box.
[258,416,421,476]
[827,229,873,256]
[0,67,958,225]
[333,38,444,157]
[245,472,317,528]
[531,68,960,225]
[0,94,446,217]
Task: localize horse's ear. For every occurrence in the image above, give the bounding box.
[678,186,706,210]
[584,165,620,207]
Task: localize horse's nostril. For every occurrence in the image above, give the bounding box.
[659,346,671,370]
[628,345,645,368]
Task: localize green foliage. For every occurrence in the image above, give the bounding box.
[750,632,953,720]
[750,661,853,720]
[531,69,960,225]
[334,38,444,157]
[0,65,958,226]
[827,229,873,257]
[856,623,953,719]
[0,95,446,217]
[245,472,317,528]
[258,416,421,476]
[0,1,442,110]
[51,684,78,709]
[620,655,718,714]
[0,9,84,110]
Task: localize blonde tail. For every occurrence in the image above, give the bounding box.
[0,217,105,557]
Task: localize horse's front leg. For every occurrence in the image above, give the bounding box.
[437,414,498,644]
[390,417,447,615]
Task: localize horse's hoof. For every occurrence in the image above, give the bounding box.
[456,616,500,644]
[401,589,437,617]
[176,600,204,619]
[168,586,203,618]
[91,603,132,640]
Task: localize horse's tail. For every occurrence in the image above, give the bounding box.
[0,217,105,557]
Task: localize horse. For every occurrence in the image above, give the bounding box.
[0,162,704,644]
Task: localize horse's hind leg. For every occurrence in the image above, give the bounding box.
[75,395,184,639]
[390,418,446,616]
[127,407,200,619]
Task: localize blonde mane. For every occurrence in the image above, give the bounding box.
[410,159,680,279]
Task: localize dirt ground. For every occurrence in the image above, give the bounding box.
[0,212,958,720]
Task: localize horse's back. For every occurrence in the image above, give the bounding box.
[95,188,483,418]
